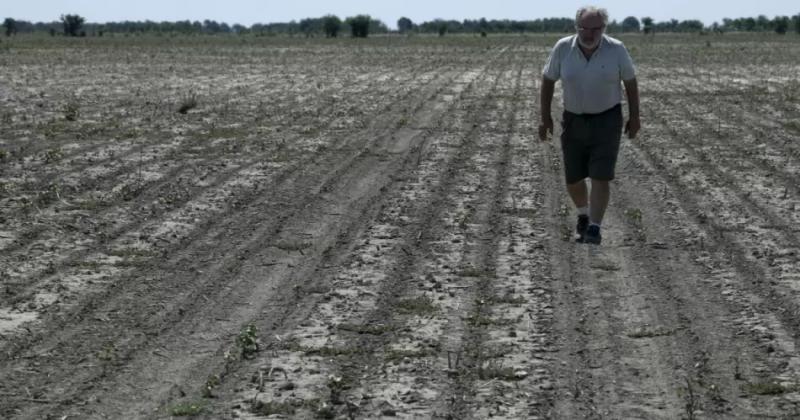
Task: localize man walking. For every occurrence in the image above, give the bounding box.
[538,6,640,245]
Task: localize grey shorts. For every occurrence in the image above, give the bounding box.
[560,104,623,184]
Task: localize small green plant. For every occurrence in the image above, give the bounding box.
[326,375,346,405]
[627,326,674,339]
[0,148,8,161]
[170,401,206,416]
[35,183,62,207]
[97,342,117,361]
[237,323,259,358]
[178,92,198,114]
[624,208,643,225]
[202,374,220,398]
[251,400,297,416]
[43,148,63,163]
[63,99,79,121]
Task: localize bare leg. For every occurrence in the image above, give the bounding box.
[589,179,610,224]
[566,179,589,209]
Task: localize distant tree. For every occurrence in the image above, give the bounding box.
[756,14,770,30]
[743,17,756,31]
[438,21,447,36]
[322,15,341,37]
[795,14,800,34]
[3,18,17,36]
[641,17,654,34]
[203,19,221,33]
[346,15,371,38]
[397,16,413,33]
[61,14,85,36]
[369,19,389,34]
[774,16,790,34]
[298,17,317,37]
[621,16,640,32]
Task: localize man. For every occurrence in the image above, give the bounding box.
[538,6,640,245]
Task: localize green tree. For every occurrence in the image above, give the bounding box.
[795,14,800,34]
[621,16,640,32]
[322,15,341,37]
[3,18,17,36]
[346,15,371,38]
[774,16,789,34]
[641,17,654,34]
[61,14,85,36]
[397,16,413,33]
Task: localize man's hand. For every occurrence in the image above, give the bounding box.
[624,115,640,139]
[538,116,553,141]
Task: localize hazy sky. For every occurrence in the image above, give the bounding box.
[5,1,799,28]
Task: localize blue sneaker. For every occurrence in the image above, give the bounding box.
[584,224,602,245]
[576,215,589,242]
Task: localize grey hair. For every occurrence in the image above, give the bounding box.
[575,6,609,26]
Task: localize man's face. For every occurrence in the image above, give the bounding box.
[577,13,605,49]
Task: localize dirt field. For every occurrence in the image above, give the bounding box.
[1,32,800,419]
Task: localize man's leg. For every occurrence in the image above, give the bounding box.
[566,179,588,209]
[589,178,610,224]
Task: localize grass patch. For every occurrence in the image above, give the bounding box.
[302,345,361,357]
[169,401,206,416]
[478,361,526,381]
[626,326,674,339]
[275,240,312,252]
[743,381,796,395]
[108,247,156,258]
[466,314,516,327]
[396,295,439,315]
[784,120,800,134]
[251,400,297,416]
[488,293,527,305]
[457,266,493,278]
[337,322,394,335]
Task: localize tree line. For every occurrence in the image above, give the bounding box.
[3,13,800,38]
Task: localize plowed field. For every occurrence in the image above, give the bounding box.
[2,33,800,419]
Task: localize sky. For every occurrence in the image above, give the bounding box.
[4,1,799,28]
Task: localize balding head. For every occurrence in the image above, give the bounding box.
[576,6,609,27]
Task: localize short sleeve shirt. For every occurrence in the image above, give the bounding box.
[542,34,636,114]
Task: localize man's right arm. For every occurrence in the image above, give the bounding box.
[539,77,556,141]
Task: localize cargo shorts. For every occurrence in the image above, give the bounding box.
[560,104,623,185]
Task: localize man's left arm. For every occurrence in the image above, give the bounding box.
[623,78,640,139]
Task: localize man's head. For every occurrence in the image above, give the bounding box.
[575,6,608,49]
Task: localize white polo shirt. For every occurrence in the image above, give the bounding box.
[542,34,636,115]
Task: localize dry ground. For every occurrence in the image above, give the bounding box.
[1,32,800,419]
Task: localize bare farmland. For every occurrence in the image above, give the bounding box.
[1,33,800,419]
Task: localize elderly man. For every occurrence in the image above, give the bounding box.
[539,6,640,245]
